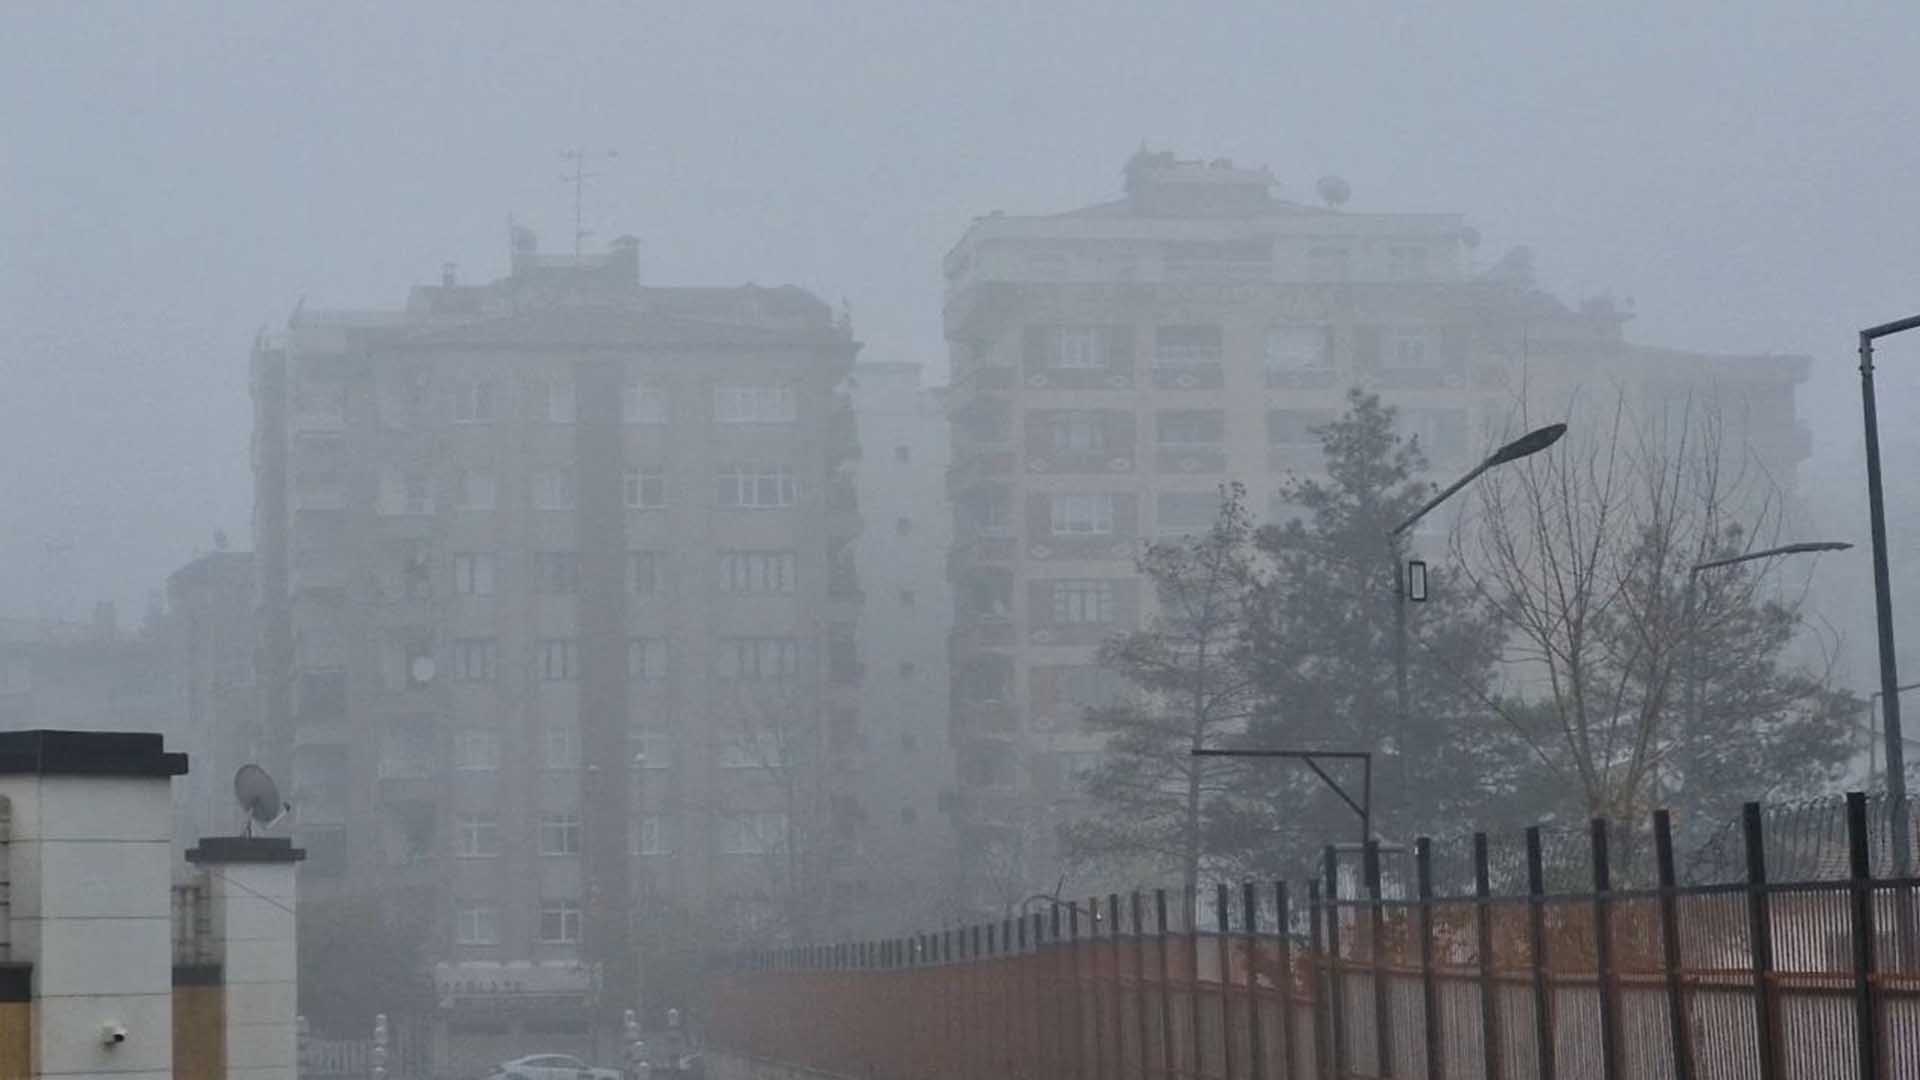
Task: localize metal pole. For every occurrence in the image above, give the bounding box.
[1860,325,1911,876]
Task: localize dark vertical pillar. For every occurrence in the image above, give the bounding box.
[1188,889,1204,1080]
[1525,827,1555,1080]
[1653,810,1694,1080]
[1324,849,1349,1080]
[1275,882,1299,1080]
[1590,819,1620,1080]
[574,354,633,1030]
[1218,884,1238,1080]
[1416,838,1442,1080]
[1090,898,1110,1080]
[1846,792,1880,1080]
[1109,895,1126,1080]
[1158,890,1177,1080]
[1472,834,1503,1080]
[1135,892,1151,1080]
[1246,881,1268,1080]
[1742,802,1779,1080]
[1309,880,1332,1080]
[1366,840,1394,1078]
[1070,903,1087,1080]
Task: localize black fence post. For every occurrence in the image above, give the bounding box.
[1188,888,1204,1080]
[1845,792,1879,1080]
[1366,839,1393,1078]
[1524,826,1555,1080]
[1472,833,1503,1080]
[1158,889,1176,1080]
[1652,810,1694,1080]
[1070,902,1088,1080]
[1110,894,1127,1080]
[1590,818,1620,1080]
[1325,847,1349,1080]
[1741,802,1779,1080]
[1416,838,1442,1080]
[1135,892,1151,1080]
[1276,882,1299,1080]
[1053,903,1068,1080]
[1309,879,1332,1080]
[1218,884,1238,1080]
[1246,881,1268,1080]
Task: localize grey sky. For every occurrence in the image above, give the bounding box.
[3,1,1918,621]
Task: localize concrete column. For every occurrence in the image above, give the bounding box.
[0,729,188,1080]
[187,836,304,1080]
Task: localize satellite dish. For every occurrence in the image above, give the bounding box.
[411,655,436,685]
[1316,175,1351,208]
[233,764,291,836]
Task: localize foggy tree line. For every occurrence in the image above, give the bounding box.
[1065,390,1857,892]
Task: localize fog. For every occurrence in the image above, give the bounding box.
[4,2,1918,613]
[8,3,1920,1071]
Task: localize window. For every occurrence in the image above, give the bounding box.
[453,379,496,423]
[717,637,799,681]
[627,637,667,681]
[455,815,500,858]
[899,660,917,678]
[635,816,671,856]
[1049,494,1115,535]
[538,900,582,943]
[544,376,576,423]
[1265,326,1333,376]
[1047,326,1108,369]
[633,729,673,769]
[538,638,578,682]
[1156,411,1224,446]
[719,551,796,594]
[453,553,495,597]
[453,730,499,771]
[539,813,582,856]
[455,905,500,946]
[379,468,434,516]
[1050,412,1105,453]
[534,551,578,595]
[628,551,660,594]
[893,445,910,463]
[719,813,788,855]
[715,463,797,509]
[625,466,666,509]
[1267,409,1334,447]
[545,723,580,769]
[1388,244,1429,278]
[533,468,575,510]
[899,588,916,608]
[1157,491,1222,536]
[451,638,497,682]
[1307,245,1351,279]
[1154,325,1223,368]
[1050,580,1116,624]
[1388,331,1437,369]
[623,374,669,424]
[714,384,797,424]
[455,469,497,511]
[1054,665,1128,711]
[895,516,913,536]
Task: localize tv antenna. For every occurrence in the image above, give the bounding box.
[233,764,292,837]
[560,148,618,256]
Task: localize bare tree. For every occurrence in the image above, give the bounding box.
[1062,484,1262,898]
[1455,389,1855,825]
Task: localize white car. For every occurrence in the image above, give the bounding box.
[486,1053,623,1080]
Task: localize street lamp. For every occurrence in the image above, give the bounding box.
[1683,542,1854,765]
[1861,313,1920,874]
[1389,422,1568,741]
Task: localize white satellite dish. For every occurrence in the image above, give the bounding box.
[233,764,292,836]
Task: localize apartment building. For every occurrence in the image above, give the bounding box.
[844,361,957,930]
[251,232,863,1064]
[941,150,1810,909]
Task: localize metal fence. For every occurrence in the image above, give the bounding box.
[708,793,1920,1079]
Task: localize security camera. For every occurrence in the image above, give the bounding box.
[101,1023,127,1047]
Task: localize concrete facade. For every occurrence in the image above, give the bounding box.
[941,150,1812,909]
[251,231,866,1053]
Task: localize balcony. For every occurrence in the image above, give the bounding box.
[1150,363,1225,391]
[953,699,1018,737]
[1155,447,1227,474]
[1024,449,1134,476]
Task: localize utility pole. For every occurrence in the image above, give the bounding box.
[1860,314,1920,877]
[560,148,618,256]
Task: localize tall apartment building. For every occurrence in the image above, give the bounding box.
[844,361,957,930]
[252,232,863,1066]
[941,150,1810,910]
